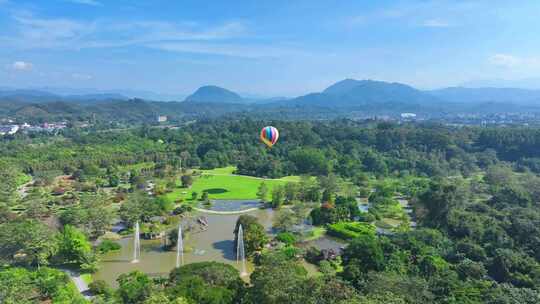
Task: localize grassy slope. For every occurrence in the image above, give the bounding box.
[161,166,299,203]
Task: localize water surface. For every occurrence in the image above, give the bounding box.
[94,209,274,287]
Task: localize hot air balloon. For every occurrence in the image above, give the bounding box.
[260,126,279,148]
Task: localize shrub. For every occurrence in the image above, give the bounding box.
[319,260,336,275]
[357,212,376,222]
[281,246,304,259]
[89,280,113,296]
[173,204,193,215]
[276,232,297,246]
[305,246,322,264]
[97,240,121,254]
[327,222,376,240]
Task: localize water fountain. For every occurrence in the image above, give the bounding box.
[176,224,184,268]
[131,222,141,263]
[236,224,247,276]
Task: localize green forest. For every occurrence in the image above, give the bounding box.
[2,118,540,303]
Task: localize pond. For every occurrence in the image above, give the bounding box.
[200,199,262,212]
[94,208,274,287]
[299,235,347,252]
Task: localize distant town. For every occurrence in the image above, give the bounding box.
[3,110,540,137]
[0,120,68,136]
[0,115,171,136]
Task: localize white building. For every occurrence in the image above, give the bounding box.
[157,115,167,123]
[0,125,19,135]
[400,113,417,119]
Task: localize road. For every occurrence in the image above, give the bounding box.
[61,269,92,299]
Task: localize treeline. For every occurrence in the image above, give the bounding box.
[5,119,540,201]
[0,99,249,124]
[139,119,540,178]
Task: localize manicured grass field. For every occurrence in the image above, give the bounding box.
[161,167,299,203]
[199,166,237,175]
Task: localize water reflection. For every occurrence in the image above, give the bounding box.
[94,208,274,287]
[201,199,262,212]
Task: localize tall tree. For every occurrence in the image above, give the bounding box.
[257,182,269,203]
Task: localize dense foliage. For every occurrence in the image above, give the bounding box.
[3,119,540,303]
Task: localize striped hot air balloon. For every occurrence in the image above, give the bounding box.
[260,126,279,147]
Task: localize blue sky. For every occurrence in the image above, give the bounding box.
[1,0,539,96]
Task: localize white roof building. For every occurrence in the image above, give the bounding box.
[400,113,417,119]
[0,125,19,135]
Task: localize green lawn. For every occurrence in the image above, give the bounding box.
[81,273,93,285]
[198,166,236,175]
[15,173,31,186]
[161,167,298,203]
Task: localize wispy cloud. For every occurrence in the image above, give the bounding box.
[488,54,540,69]
[4,13,250,53]
[422,19,451,28]
[489,54,521,68]
[10,61,33,71]
[1,12,307,59]
[71,73,93,80]
[346,2,463,28]
[148,42,306,59]
[7,13,96,49]
[106,20,246,42]
[346,8,408,26]
[66,0,102,6]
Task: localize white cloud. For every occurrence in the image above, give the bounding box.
[148,42,306,59]
[4,13,248,52]
[71,73,93,80]
[107,20,246,42]
[2,11,310,59]
[8,13,96,49]
[488,54,540,70]
[489,54,522,68]
[11,61,33,71]
[66,0,102,6]
[347,8,408,26]
[422,19,451,28]
[345,2,471,29]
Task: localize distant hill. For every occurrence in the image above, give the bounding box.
[288,79,439,108]
[323,79,368,95]
[66,93,127,102]
[184,85,244,104]
[0,89,128,104]
[0,89,61,103]
[0,86,186,101]
[428,87,540,104]
[4,80,540,122]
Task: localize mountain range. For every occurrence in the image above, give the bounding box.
[0,87,187,103]
[182,79,540,108]
[3,79,540,121]
[0,89,128,104]
[289,79,439,108]
[428,87,540,104]
[185,85,244,104]
[4,79,540,107]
